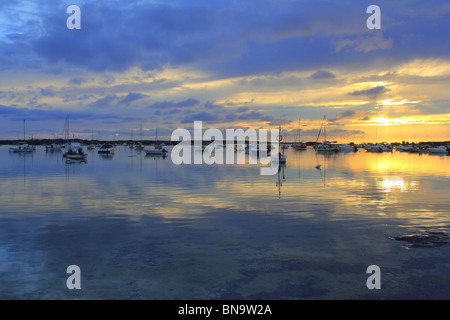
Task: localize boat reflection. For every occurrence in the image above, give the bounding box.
[276,163,286,199]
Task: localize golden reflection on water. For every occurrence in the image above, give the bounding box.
[1,146,450,299]
[1,146,449,224]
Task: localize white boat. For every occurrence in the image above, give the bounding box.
[144,146,168,155]
[134,124,144,150]
[314,115,339,152]
[45,144,62,152]
[64,143,87,160]
[339,144,358,152]
[9,143,34,153]
[428,146,448,153]
[98,144,115,154]
[315,143,340,152]
[365,143,393,152]
[10,120,34,153]
[87,144,96,150]
[409,145,429,153]
[246,145,271,155]
[396,145,412,152]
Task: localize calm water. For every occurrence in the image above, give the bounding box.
[1,144,450,299]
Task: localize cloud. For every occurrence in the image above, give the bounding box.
[333,35,393,53]
[238,111,273,122]
[0,104,142,122]
[148,98,200,110]
[68,77,87,85]
[89,95,118,108]
[181,111,218,124]
[340,110,355,118]
[40,88,55,97]
[348,86,389,99]
[120,92,148,104]
[309,70,336,79]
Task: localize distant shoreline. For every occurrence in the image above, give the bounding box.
[1,139,449,146]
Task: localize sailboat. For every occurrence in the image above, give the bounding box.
[314,115,339,152]
[9,120,34,153]
[87,129,96,150]
[45,133,62,152]
[145,127,168,155]
[272,125,287,163]
[134,124,144,150]
[292,119,307,150]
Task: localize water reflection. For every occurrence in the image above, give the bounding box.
[0,145,450,299]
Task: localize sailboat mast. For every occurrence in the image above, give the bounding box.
[23,119,26,141]
[299,119,301,142]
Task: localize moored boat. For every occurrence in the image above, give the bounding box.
[428,146,448,153]
[144,146,168,155]
[45,144,62,152]
[9,143,34,153]
[339,144,358,152]
[64,143,87,160]
[365,143,393,152]
[98,144,115,154]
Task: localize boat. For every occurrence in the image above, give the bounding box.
[278,125,287,163]
[314,115,339,152]
[246,144,271,155]
[428,146,448,153]
[9,143,34,153]
[134,124,144,150]
[292,119,307,150]
[396,145,412,152]
[339,144,358,152]
[293,143,307,150]
[408,145,428,153]
[144,146,168,155]
[98,144,115,154]
[87,130,96,150]
[45,144,62,152]
[9,120,34,153]
[64,143,87,160]
[365,143,393,152]
[315,143,340,152]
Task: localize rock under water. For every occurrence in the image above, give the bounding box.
[394,231,449,248]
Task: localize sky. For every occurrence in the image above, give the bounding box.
[0,0,449,143]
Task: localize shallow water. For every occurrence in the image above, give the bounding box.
[1,145,450,299]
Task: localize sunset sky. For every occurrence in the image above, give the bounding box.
[0,0,449,143]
